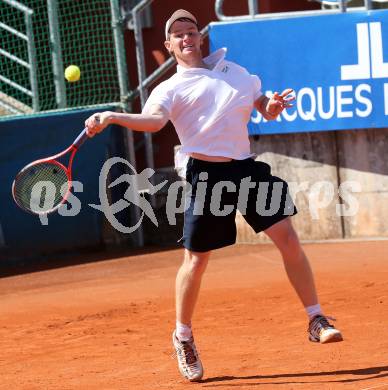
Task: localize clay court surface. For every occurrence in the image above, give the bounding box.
[1,240,388,390]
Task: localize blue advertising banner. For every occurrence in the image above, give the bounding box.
[209,10,388,135]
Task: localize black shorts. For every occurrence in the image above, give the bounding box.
[182,157,297,252]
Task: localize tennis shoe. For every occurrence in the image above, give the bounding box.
[308,314,343,343]
[172,330,203,381]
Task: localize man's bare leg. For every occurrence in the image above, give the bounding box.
[265,217,318,307]
[176,249,211,325]
[265,217,343,343]
[173,249,210,381]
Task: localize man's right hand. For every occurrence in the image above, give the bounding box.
[85,111,114,137]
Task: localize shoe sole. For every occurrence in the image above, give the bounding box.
[309,329,343,343]
[320,331,343,344]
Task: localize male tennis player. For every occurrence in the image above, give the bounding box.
[85,9,343,382]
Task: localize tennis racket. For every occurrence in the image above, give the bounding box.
[12,127,91,215]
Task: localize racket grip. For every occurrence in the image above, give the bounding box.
[73,128,89,149]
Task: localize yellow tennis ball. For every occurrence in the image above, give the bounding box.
[64,65,81,82]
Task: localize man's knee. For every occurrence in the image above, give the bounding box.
[183,249,211,277]
[266,218,301,252]
[283,222,299,246]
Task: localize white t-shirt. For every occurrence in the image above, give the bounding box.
[142,48,263,177]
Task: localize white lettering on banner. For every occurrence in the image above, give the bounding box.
[341,22,388,80]
[251,84,373,124]
[297,88,316,121]
[355,84,372,117]
[337,85,353,118]
[282,102,298,121]
[317,87,335,120]
[250,21,385,128]
[385,83,388,115]
[341,23,370,80]
[370,22,388,79]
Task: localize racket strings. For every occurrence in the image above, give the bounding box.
[13,162,69,213]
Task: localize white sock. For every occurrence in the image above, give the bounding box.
[306,304,322,320]
[176,320,192,342]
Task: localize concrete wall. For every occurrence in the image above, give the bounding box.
[236,128,388,243]
[337,129,388,238]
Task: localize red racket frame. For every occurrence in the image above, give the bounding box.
[12,128,89,215]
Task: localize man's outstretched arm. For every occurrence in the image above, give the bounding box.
[85,104,169,137]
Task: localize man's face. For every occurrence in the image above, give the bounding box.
[164,20,202,61]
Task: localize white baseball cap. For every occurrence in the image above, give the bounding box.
[165,9,198,39]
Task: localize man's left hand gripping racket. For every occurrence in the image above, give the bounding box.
[12,127,91,215]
